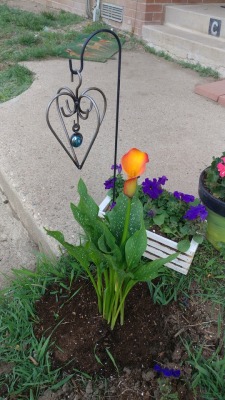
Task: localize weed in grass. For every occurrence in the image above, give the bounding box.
[177,60,219,79]
[18,33,42,46]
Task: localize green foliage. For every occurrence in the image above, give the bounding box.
[47,179,177,329]
[141,190,206,246]
[106,170,206,250]
[204,152,225,201]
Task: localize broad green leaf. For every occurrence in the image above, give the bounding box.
[96,220,122,262]
[133,253,179,281]
[77,178,99,220]
[153,213,165,226]
[163,226,173,234]
[107,193,143,244]
[193,234,204,244]
[86,241,105,266]
[125,222,147,269]
[46,228,90,268]
[70,179,102,244]
[45,229,65,244]
[177,239,190,252]
[98,234,111,254]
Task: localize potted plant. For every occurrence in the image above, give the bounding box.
[198,152,225,250]
[100,149,207,275]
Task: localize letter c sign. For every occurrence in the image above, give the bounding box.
[208,18,221,37]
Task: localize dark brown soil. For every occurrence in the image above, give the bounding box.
[31,276,221,399]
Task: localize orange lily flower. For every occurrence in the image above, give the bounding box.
[121,148,149,197]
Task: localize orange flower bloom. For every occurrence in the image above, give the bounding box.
[121,148,149,197]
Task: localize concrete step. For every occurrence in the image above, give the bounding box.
[165,4,225,38]
[142,23,225,77]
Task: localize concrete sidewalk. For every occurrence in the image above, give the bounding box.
[0,49,225,276]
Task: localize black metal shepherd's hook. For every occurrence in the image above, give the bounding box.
[46,28,122,202]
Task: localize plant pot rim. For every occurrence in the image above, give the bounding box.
[199,168,225,217]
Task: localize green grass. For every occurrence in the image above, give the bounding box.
[184,335,225,400]
[0,4,114,103]
[0,4,85,103]
[0,5,83,32]
[0,255,82,398]
[0,64,34,102]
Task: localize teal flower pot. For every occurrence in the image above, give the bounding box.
[199,170,225,250]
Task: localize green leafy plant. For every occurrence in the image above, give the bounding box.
[47,149,178,329]
[204,152,225,201]
[105,166,207,252]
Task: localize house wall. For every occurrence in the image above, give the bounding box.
[31,0,225,36]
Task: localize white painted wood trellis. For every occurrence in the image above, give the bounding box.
[98,195,199,275]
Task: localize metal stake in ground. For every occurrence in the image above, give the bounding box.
[46,29,122,202]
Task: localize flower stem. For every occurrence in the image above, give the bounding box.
[121,197,132,247]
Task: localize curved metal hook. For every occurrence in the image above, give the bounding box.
[69,29,121,76]
[69,29,121,200]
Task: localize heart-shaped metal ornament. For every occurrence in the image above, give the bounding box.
[46,70,107,170]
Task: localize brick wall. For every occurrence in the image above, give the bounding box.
[31,0,225,36]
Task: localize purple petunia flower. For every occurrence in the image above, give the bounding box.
[172,369,181,378]
[153,364,161,373]
[158,175,168,186]
[142,176,167,199]
[111,164,122,174]
[162,368,173,377]
[173,191,195,203]
[184,204,208,221]
[104,177,116,190]
[153,364,181,378]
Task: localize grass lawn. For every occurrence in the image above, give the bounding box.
[0,4,111,102]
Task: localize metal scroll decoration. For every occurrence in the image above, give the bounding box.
[46,29,122,200]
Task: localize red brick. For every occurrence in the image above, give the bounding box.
[195,80,225,102]
[218,95,225,107]
[145,4,162,11]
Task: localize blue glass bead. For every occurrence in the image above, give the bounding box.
[70,133,83,147]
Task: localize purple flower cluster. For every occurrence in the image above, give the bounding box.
[184,204,208,221]
[173,191,195,203]
[142,176,168,199]
[104,177,116,190]
[111,164,122,174]
[154,364,181,378]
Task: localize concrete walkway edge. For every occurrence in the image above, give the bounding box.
[0,168,55,258]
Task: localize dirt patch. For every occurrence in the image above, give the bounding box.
[26,276,222,399]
